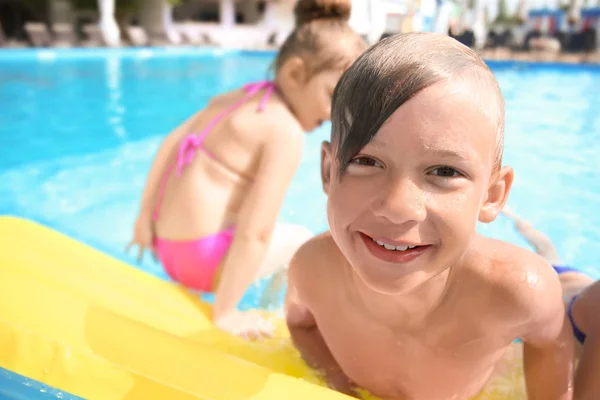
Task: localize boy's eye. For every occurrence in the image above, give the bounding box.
[430,166,462,178]
[350,156,383,168]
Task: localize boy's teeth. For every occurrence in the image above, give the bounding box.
[373,238,415,251]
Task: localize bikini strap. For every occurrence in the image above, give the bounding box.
[176,81,276,175]
[568,296,587,344]
[151,81,276,222]
[244,80,275,112]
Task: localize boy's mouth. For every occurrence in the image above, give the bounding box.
[371,238,419,252]
[359,233,430,263]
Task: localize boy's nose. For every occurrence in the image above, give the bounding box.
[372,177,426,224]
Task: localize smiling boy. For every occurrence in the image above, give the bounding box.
[285,33,574,400]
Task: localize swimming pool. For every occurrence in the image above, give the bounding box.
[1,47,599,399]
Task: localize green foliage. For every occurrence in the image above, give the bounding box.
[494,0,508,22]
[67,0,97,10]
[66,0,147,12]
[67,0,183,13]
[493,0,522,26]
[21,0,49,18]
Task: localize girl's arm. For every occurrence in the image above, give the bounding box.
[212,122,303,324]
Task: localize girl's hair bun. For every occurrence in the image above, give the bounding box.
[294,0,352,26]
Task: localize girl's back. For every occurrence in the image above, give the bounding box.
[155,84,299,240]
[130,0,367,334]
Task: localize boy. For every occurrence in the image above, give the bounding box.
[285,33,574,400]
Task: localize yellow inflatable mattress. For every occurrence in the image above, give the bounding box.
[0,216,349,400]
[0,216,526,399]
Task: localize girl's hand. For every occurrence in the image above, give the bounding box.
[127,214,156,262]
[214,309,275,340]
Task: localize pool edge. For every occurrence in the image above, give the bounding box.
[0,46,278,62]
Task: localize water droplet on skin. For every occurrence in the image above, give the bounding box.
[57,393,64,399]
[526,271,538,288]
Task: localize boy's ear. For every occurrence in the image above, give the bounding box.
[278,56,308,90]
[479,166,514,223]
[321,141,333,195]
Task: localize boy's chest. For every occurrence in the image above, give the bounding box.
[314,304,512,399]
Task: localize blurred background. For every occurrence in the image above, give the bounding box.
[0,1,599,398]
[0,0,599,300]
[0,0,599,284]
[0,0,598,57]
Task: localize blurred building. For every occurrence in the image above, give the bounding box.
[5,0,595,51]
[0,0,299,47]
[1,0,440,48]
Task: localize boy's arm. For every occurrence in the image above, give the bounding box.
[574,284,600,400]
[521,264,575,400]
[285,254,357,397]
[574,325,600,400]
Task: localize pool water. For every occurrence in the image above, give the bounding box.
[484,62,600,278]
[0,48,599,398]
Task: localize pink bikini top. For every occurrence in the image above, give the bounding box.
[175,80,276,175]
[152,81,277,222]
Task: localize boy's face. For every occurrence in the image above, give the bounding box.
[322,80,513,294]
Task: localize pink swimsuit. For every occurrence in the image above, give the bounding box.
[152,81,276,292]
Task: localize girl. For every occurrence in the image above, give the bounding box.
[502,206,599,399]
[128,0,366,337]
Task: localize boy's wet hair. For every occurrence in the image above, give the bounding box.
[275,0,367,75]
[331,32,505,174]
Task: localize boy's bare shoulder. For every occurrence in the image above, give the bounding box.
[291,232,339,269]
[288,232,341,287]
[472,236,563,321]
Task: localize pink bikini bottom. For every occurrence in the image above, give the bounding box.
[153,227,234,292]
